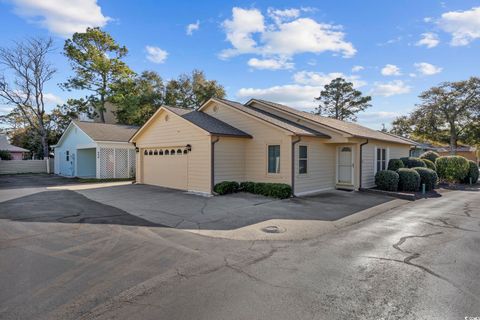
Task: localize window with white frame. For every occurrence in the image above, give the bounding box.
[268,145,280,173]
[376,147,388,172]
[299,145,307,174]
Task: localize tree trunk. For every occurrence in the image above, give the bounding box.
[449,124,457,155]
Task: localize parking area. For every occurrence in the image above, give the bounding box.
[0,174,395,231]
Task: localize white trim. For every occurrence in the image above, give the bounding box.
[295,187,334,197]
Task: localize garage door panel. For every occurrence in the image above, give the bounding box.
[142,150,188,190]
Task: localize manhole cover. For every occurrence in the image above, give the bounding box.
[261,225,286,233]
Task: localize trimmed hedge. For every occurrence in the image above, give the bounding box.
[397,168,421,192]
[419,151,440,163]
[239,181,255,193]
[422,159,437,171]
[375,170,399,191]
[387,159,404,171]
[213,181,239,195]
[216,181,292,199]
[400,157,426,168]
[413,167,438,191]
[462,160,479,184]
[435,156,469,183]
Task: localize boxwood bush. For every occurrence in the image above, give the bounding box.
[413,167,438,191]
[252,182,292,199]
[387,159,404,171]
[239,181,255,193]
[422,158,437,171]
[400,157,426,168]
[462,160,479,184]
[375,170,399,191]
[435,156,469,183]
[419,151,440,163]
[397,168,421,192]
[213,181,239,195]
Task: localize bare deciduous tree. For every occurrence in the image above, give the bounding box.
[0,38,56,158]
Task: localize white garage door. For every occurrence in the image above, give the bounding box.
[142,148,188,190]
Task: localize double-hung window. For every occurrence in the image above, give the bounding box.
[268,145,280,174]
[66,150,70,161]
[376,147,387,172]
[299,146,308,174]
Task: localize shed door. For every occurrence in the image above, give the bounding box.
[142,148,188,190]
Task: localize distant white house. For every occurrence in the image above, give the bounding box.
[53,121,139,179]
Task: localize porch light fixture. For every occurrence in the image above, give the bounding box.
[135,147,139,153]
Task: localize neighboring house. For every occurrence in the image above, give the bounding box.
[409,142,435,157]
[436,145,479,164]
[130,98,413,196]
[53,121,138,178]
[0,134,29,160]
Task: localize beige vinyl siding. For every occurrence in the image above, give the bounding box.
[214,137,246,183]
[204,101,291,184]
[361,140,410,188]
[294,137,336,194]
[134,110,212,193]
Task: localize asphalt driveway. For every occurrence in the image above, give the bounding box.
[77,182,395,230]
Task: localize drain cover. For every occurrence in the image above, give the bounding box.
[261,225,286,233]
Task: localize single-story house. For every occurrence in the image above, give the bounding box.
[53,121,138,178]
[130,98,413,196]
[0,134,29,160]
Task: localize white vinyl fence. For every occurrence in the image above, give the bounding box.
[0,159,52,174]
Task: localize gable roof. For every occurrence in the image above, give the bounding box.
[0,134,29,152]
[73,121,139,142]
[130,105,252,142]
[248,99,412,145]
[209,98,330,138]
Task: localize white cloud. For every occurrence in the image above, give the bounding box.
[372,80,411,97]
[381,64,401,76]
[145,46,168,64]
[220,8,265,58]
[236,71,366,109]
[416,32,440,48]
[351,65,364,72]
[293,71,366,88]
[8,0,110,37]
[247,57,293,70]
[357,111,401,126]
[220,7,356,63]
[414,62,442,75]
[43,93,64,106]
[439,7,480,46]
[186,20,200,35]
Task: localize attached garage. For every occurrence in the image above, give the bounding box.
[130,106,251,194]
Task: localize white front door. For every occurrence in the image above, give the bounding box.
[337,146,354,185]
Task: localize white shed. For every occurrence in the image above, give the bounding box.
[53,121,139,179]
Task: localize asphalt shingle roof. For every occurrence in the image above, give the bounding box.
[163,105,251,137]
[213,98,330,138]
[0,134,29,152]
[73,121,139,142]
[251,99,412,145]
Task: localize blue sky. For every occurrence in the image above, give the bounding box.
[0,0,479,129]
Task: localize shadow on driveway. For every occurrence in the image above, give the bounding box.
[0,190,166,227]
[0,174,80,190]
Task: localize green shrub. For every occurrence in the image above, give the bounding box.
[413,167,438,191]
[435,156,469,183]
[0,150,12,160]
[419,151,440,163]
[397,168,421,192]
[387,159,404,171]
[401,157,426,168]
[239,181,255,193]
[462,160,479,184]
[241,182,293,199]
[422,159,437,171]
[375,170,399,191]
[213,181,239,195]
